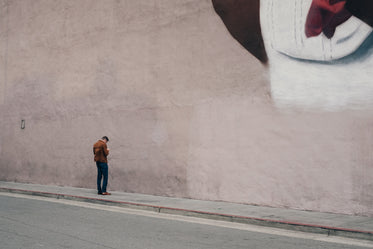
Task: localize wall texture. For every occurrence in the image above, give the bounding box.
[0,0,372,216]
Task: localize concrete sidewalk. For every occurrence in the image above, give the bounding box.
[0,181,372,241]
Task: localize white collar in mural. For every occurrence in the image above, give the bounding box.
[260,0,372,61]
[260,0,373,111]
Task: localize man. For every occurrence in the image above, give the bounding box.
[93,136,111,195]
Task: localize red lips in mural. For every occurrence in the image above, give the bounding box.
[305,0,352,38]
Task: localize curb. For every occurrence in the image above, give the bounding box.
[1,187,372,241]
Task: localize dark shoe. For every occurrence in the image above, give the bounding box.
[98,192,103,195]
[102,192,111,195]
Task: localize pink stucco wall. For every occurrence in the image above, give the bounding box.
[0,0,372,216]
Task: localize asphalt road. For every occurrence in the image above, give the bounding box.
[0,193,372,249]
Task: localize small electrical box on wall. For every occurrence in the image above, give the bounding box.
[21,120,25,129]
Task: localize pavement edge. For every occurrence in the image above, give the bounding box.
[1,187,372,241]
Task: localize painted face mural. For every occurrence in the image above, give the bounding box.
[262,0,372,61]
[212,0,373,110]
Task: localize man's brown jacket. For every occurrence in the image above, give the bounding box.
[93,140,109,163]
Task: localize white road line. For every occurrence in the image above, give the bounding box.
[1,192,373,248]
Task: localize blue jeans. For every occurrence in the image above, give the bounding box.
[96,161,108,193]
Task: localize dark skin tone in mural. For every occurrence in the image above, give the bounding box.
[212,0,268,63]
[346,0,373,27]
[211,0,373,64]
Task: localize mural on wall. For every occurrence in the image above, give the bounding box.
[212,0,373,110]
